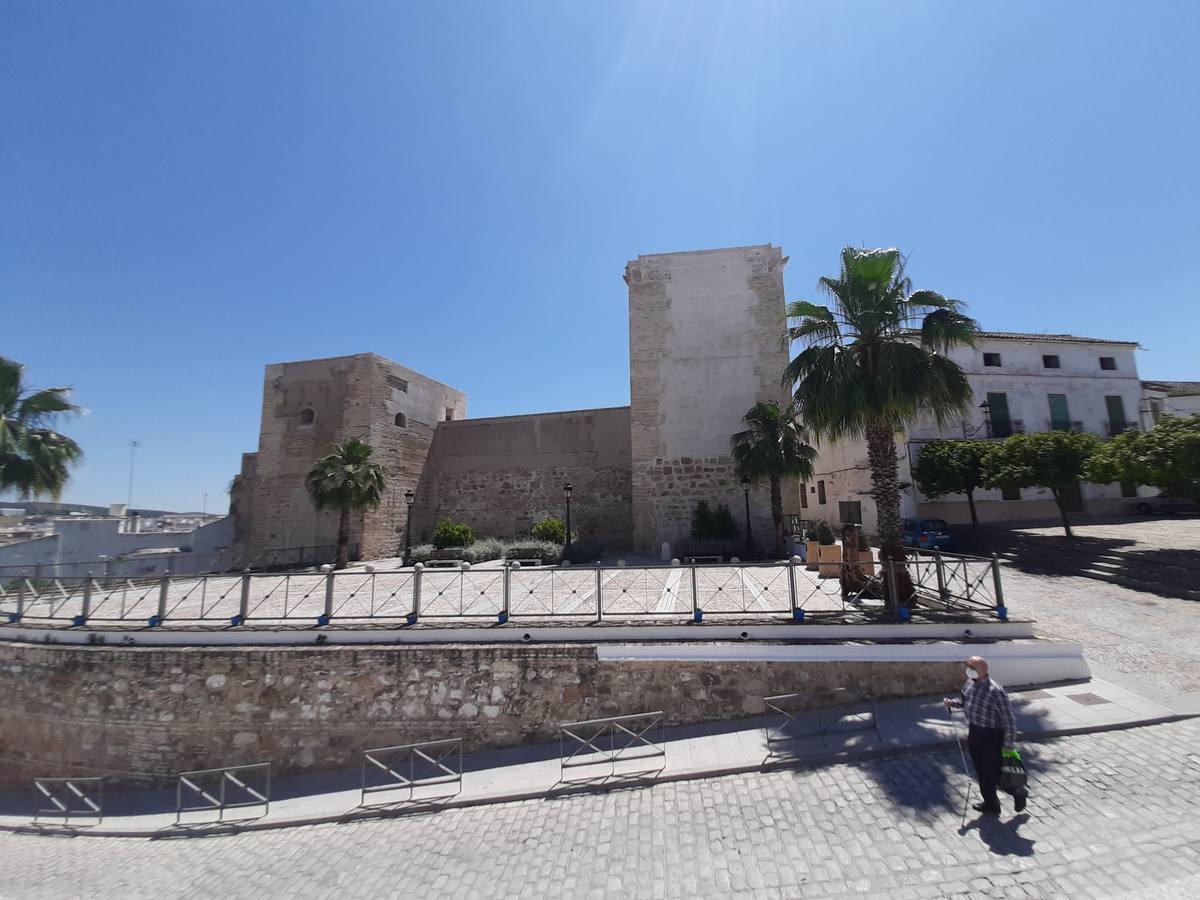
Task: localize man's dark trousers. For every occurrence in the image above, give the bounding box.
[967,724,1004,809]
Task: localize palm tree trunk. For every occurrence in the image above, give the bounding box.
[770,476,785,558]
[336,505,351,569]
[966,488,978,527]
[865,422,908,609]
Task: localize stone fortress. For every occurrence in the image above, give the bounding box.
[231,245,794,560]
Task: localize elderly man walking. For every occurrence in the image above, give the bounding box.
[944,655,1025,815]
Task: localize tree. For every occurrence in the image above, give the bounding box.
[911,440,992,527]
[304,438,386,569]
[981,431,1100,538]
[731,401,817,557]
[784,248,977,589]
[1086,414,1200,503]
[0,356,83,500]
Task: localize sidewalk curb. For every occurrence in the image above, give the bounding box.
[4,713,1194,840]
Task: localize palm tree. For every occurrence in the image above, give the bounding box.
[731,401,817,558]
[304,438,386,569]
[0,356,83,499]
[783,248,977,598]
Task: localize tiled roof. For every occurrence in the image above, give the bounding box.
[899,329,1137,346]
[1143,380,1200,397]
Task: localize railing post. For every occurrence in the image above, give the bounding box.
[992,554,1007,620]
[935,552,948,602]
[886,560,899,615]
[690,564,701,623]
[34,563,43,584]
[78,574,93,625]
[595,564,603,620]
[500,562,511,624]
[102,557,113,589]
[154,573,170,625]
[410,564,422,625]
[787,555,802,622]
[15,577,26,621]
[320,569,335,625]
[239,572,252,624]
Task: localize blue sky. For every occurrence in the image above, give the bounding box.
[3,1,1198,512]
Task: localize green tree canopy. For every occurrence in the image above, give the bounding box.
[1086,414,1200,503]
[0,356,83,500]
[911,440,993,527]
[981,431,1100,537]
[731,401,816,557]
[784,247,977,594]
[305,438,386,569]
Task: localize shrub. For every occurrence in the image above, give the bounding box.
[691,500,740,541]
[407,543,436,564]
[815,521,835,544]
[463,537,506,563]
[530,516,567,544]
[432,518,475,549]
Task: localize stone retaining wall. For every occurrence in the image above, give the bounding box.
[0,642,960,789]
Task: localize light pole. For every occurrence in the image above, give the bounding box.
[127,439,141,510]
[563,483,573,562]
[403,489,415,566]
[742,477,753,559]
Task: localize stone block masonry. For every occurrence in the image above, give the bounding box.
[0,641,960,789]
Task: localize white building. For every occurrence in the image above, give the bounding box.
[1141,381,1200,427]
[803,331,1151,532]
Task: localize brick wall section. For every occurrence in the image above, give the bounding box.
[412,407,634,550]
[0,641,960,789]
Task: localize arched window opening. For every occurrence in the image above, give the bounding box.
[299,407,315,426]
[394,412,407,428]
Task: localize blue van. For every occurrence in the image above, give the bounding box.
[902,518,954,551]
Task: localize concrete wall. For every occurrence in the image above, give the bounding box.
[0,640,961,789]
[412,407,633,550]
[0,517,235,573]
[809,334,1152,533]
[246,354,465,561]
[626,245,797,555]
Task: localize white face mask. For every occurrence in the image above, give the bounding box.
[966,667,981,680]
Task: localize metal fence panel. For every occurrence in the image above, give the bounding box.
[175,763,271,823]
[32,776,104,824]
[360,738,463,806]
[560,711,666,782]
[763,690,881,756]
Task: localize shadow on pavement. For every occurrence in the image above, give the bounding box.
[964,811,1036,856]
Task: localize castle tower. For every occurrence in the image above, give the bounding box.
[625,245,796,555]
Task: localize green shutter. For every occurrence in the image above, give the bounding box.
[1105,395,1127,434]
[1048,394,1070,431]
[986,392,1012,437]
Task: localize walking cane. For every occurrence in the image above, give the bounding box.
[947,705,972,829]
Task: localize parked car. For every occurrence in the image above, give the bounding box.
[1133,494,1199,516]
[902,518,954,551]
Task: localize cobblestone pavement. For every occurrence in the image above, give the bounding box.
[999,518,1200,696]
[2,718,1197,899]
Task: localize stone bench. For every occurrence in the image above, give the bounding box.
[686,555,723,564]
[507,558,543,567]
[425,559,463,569]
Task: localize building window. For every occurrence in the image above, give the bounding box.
[987,392,1012,438]
[1042,354,1060,369]
[444,407,455,422]
[394,412,407,428]
[387,374,409,392]
[1105,395,1127,436]
[983,352,1002,367]
[1048,394,1071,431]
[800,483,808,509]
[1099,357,1116,371]
[817,481,826,505]
[1001,486,1021,501]
[298,408,315,426]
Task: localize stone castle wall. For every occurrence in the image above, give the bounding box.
[626,245,799,554]
[0,641,960,789]
[412,407,633,550]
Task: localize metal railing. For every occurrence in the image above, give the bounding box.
[175,763,271,823]
[764,690,882,757]
[32,776,104,824]
[0,544,337,586]
[560,711,666,782]
[0,553,1008,627]
[360,738,463,806]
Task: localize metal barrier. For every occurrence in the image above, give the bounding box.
[175,762,271,823]
[0,554,1008,627]
[360,738,463,806]
[32,776,104,824]
[763,690,882,756]
[560,711,666,782]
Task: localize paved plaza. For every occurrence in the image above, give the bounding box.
[1,719,1198,898]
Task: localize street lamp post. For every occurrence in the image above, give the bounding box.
[403,489,415,566]
[563,483,573,562]
[741,477,753,559]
